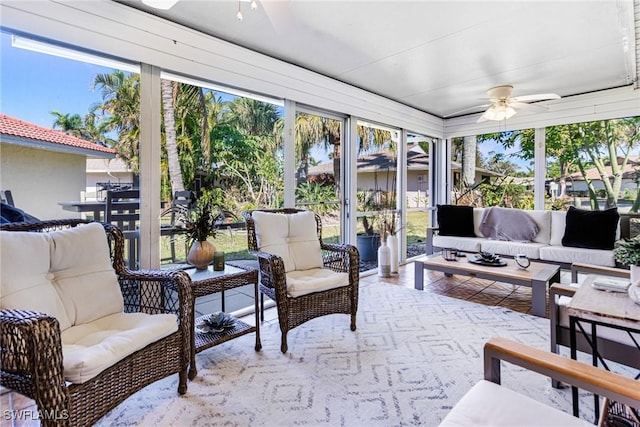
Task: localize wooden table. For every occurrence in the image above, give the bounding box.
[414,254,561,317]
[566,275,640,418]
[181,262,261,380]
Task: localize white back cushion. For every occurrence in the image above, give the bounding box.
[253,211,323,272]
[473,208,485,237]
[288,211,323,271]
[524,210,551,244]
[49,223,124,325]
[549,211,567,246]
[0,230,73,330]
[253,211,295,271]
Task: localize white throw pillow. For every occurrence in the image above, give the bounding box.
[49,223,124,326]
[287,211,323,271]
[0,230,73,330]
[253,211,295,272]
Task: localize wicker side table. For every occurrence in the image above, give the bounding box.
[182,262,261,380]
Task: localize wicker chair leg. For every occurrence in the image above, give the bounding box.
[178,369,188,394]
[260,293,265,322]
[350,314,357,331]
[281,332,288,353]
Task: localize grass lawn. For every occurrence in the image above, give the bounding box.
[160,211,430,264]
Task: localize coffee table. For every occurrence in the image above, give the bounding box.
[414,254,561,317]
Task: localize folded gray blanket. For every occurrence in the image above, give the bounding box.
[479,207,539,242]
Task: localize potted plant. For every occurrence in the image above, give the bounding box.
[613,236,640,282]
[356,189,383,262]
[175,191,221,270]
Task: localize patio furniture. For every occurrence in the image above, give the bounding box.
[160,190,196,263]
[415,254,560,317]
[1,189,14,206]
[439,336,640,426]
[242,208,359,353]
[549,263,640,388]
[105,189,140,268]
[0,219,193,427]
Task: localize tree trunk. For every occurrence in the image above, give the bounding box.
[161,79,184,194]
[462,136,476,186]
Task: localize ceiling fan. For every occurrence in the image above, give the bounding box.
[463,85,561,123]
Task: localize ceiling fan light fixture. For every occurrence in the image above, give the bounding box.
[251,0,258,10]
[141,0,179,10]
[481,105,517,122]
[237,2,243,21]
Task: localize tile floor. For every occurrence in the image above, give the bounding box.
[0,257,567,426]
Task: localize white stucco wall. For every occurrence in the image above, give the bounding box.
[1,144,87,219]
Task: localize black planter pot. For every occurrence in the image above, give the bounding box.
[357,233,381,262]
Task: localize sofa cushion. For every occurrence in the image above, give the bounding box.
[473,208,485,237]
[437,205,475,237]
[0,230,73,331]
[526,210,552,244]
[61,312,178,384]
[49,223,124,326]
[562,206,619,250]
[439,380,591,427]
[433,235,485,253]
[539,245,616,267]
[253,211,323,273]
[549,211,567,246]
[480,240,546,259]
[286,268,349,298]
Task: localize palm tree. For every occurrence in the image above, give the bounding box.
[93,71,141,172]
[161,79,184,193]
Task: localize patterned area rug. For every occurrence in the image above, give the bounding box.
[97,282,619,426]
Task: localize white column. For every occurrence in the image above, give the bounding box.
[534,128,546,210]
[139,63,162,269]
[283,99,296,208]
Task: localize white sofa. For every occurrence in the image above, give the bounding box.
[427,207,621,267]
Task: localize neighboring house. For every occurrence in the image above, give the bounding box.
[0,114,115,219]
[86,158,136,201]
[565,156,640,196]
[308,146,500,208]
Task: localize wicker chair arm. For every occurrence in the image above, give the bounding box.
[117,269,193,324]
[0,309,67,398]
[320,242,359,273]
[253,250,287,291]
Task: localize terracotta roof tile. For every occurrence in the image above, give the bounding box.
[0,114,116,154]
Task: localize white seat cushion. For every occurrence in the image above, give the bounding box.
[49,223,124,325]
[439,380,591,426]
[285,268,349,297]
[539,245,615,267]
[433,235,485,253]
[61,312,178,383]
[0,230,73,330]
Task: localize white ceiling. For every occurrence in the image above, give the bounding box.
[119,0,638,119]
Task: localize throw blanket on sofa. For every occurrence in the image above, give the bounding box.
[479,207,539,242]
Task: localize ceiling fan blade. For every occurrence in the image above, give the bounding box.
[510,102,549,112]
[446,104,491,117]
[511,93,561,102]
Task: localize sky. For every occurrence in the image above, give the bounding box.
[0,32,112,129]
[0,31,527,172]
